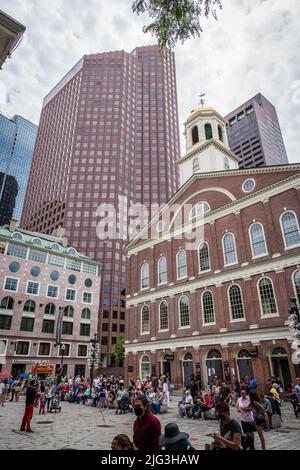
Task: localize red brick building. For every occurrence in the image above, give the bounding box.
[124,107,300,389]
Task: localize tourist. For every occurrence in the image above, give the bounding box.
[232,375,240,406]
[14,380,21,402]
[178,389,193,418]
[249,376,258,393]
[160,423,194,450]
[111,434,137,450]
[162,377,170,408]
[236,388,256,449]
[259,393,273,430]
[20,380,39,432]
[45,386,52,412]
[39,392,46,415]
[0,378,6,406]
[206,401,242,450]
[249,392,267,449]
[133,395,161,451]
[219,380,231,403]
[295,378,300,401]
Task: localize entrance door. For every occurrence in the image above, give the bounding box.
[162,361,171,381]
[11,364,26,378]
[183,353,194,387]
[75,365,86,378]
[271,347,292,389]
[206,360,223,384]
[237,349,253,380]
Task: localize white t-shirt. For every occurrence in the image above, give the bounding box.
[237,396,254,422]
[0,383,5,395]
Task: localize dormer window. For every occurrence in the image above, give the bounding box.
[67,247,77,256]
[218,125,223,142]
[191,125,199,145]
[32,238,42,246]
[11,232,23,241]
[204,123,213,140]
[189,202,211,220]
[50,243,60,251]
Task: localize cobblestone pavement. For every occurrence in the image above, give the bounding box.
[0,396,299,450]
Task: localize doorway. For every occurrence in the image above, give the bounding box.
[182,353,194,387]
[11,364,26,378]
[237,349,254,380]
[271,347,292,389]
[206,349,223,384]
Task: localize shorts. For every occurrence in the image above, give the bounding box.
[254,415,265,427]
[241,421,256,433]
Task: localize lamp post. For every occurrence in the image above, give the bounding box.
[60,344,66,381]
[89,334,99,398]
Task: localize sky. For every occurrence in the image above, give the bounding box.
[0,0,299,162]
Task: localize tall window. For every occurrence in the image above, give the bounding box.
[23,300,36,313]
[199,242,210,272]
[202,291,215,324]
[159,301,169,330]
[223,233,238,265]
[158,257,167,285]
[190,202,210,220]
[229,285,245,320]
[205,123,213,140]
[293,270,300,304]
[281,211,300,247]
[218,125,223,142]
[192,126,199,145]
[250,223,267,257]
[179,296,190,327]
[44,303,56,316]
[193,158,200,173]
[258,277,277,316]
[141,263,149,289]
[141,305,150,334]
[177,249,187,279]
[140,355,150,380]
[0,297,14,310]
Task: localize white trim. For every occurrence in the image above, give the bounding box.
[157,256,168,286]
[178,295,190,328]
[37,341,52,357]
[3,276,19,293]
[249,222,268,259]
[227,283,246,322]
[15,340,31,356]
[222,232,238,267]
[82,292,93,304]
[242,178,256,193]
[11,231,23,241]
[77,343,88,358]
[176,249,187,280]
[57,343,71,358]
[140,354,151,380]
[198,241,211,273]
[0,338,8,356]
[46,284,59,299]
[279,209,300,250]
[140,304,150,335]
[201,289,216,325]
[158,300,169,332]
[141,262,150,290]
[65,288,77,302]
[26,280,40,296]
[292,268,300,303]
[257,276,279,318]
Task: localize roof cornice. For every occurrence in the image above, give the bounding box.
[176,139,241,165]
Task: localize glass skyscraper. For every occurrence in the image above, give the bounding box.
[0,113,37,225]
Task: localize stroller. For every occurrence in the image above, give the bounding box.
[116,394,132,414]
[50,395,62,413]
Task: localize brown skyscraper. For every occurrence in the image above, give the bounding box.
[21,46,180,366]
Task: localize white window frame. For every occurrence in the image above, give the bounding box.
[249,222,268,259]
[222,233,238,267]
[140,354,151,380]
[77,344,88,358]
[46,284,59,299]
[158,300,169,332]
[57,343,71,358]
[242,178,256,193]
[37,341,52,357]
[178,295,190,329]
[140,305,150,335]
[292,269,300,304]
[176,249,187,280]
[0,339,8,356]
[227,283,246,323]
[3,276,19,293]
[189,202,210,220]
[257,276,279,318]
[15,340,31,356]
[201,290,216,326]
[26,280,40,297]
[82,292,93,304]
[198,241,211,274]
[141,262,150,290]
[279,210,300,250]
[65,288,77,302]
[157,256,167,286]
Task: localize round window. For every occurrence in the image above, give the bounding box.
[68,275,77,285]
[50,271,59,281]
[85,278,93,288]
[9,262,20,273]
[31,266,41,277]
[242,179,256,193]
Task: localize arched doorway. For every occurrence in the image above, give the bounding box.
[182,353,194,387]
[140,355,151,380]
[160,354,172,381]
[237,349,254,380]
[206,349,223,384]
[271,347,292,389]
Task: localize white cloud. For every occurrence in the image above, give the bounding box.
[0,0,299,162]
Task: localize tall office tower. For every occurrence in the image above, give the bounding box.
[225,93,288,169]
[21,46,180,366]
[0,113,37,225]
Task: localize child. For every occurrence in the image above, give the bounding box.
[39,392,47,415]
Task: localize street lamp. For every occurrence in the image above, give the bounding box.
[60,344,66,379]
[89,334,99,397]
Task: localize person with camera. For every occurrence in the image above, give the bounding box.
[206,401,242,450]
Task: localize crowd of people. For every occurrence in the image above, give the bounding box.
[0,371,299,450]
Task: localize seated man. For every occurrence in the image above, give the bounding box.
[179,389,193,418]
[206,401,242,450]
[150,388,163,414]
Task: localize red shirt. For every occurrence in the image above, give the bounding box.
[133,413,161,451]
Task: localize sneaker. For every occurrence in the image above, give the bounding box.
[26,429,34,433]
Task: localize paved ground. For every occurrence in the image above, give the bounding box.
[0,396,299,450]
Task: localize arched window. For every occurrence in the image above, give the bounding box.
[218,125,223,142]
[229,284,244,320]
[207,349,222,359]
[32,238,42,246]
[82,308,91,320]
[280,211,300,248]
[159,301,169,331]
[141,263,149,289]
[44,303,55,315]
[258,277,277,316]
[191,126,199,145]
[12,232,23,241]
[238,349,251,359]
[193,158,200,173]
[199,242,210,272]
[179,295,190,327]
[140,355,151,380]
[23,300,36,313]
[223,233,238,265]
[0,296,14,310]
[224,156,230,170]
[67,247,77,256]
[250,223,267,257]
[158,257,167,285]
[51,243,60,251]
[177,249,187,279]
[141,305,150,334]
[189,201,210,220]
[293,270,300,304]
[204,123,213,140]
[202,291,215,324]
[64,306,74,318]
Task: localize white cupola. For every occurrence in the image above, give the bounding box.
[177,106,240,186]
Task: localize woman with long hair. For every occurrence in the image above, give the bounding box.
[249,392,268,450]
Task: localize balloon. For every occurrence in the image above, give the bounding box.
[292,350,300,364]
[291,340,300,350]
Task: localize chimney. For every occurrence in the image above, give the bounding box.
[9,219,18,232]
